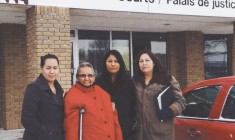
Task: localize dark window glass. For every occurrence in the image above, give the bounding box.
[182,86,221,118]
[70,30,75,37]
[221,86,235,119]
[78,30,110,76]
[204,35,228,79]
[132,32,166,74]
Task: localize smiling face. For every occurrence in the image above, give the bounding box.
[139,53,154,75]
[41,58,59,83]
[106,54,120,75]
[77,66,95,87]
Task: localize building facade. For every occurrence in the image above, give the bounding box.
[0,0,235,129]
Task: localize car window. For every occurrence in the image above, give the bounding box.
[221,86,235,119]
[181,86,221,118]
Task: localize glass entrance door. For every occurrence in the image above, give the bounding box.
[132,32,167,74]
[78,30,110,76]
[73,30,167,78]
[111,31,131,75]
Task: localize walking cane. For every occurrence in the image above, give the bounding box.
[79,108,85,140]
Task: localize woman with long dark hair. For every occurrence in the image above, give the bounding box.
[132,50,186,140]
[96,50,136,140]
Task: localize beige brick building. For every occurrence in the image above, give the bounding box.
[0,1,235,130]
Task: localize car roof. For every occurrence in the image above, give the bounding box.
[199,76,235,83]
[182,76,235,93]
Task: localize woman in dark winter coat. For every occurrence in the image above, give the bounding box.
[21,54,64,140]
[132,50,186,140]
[96,50,136,140]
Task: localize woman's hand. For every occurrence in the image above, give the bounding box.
[112,102,115,112]
[157,107,174,122]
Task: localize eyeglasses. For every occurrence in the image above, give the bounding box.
[78,74,95,78]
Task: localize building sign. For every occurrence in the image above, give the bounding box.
[0,0,235,17]
[4,0,28,4]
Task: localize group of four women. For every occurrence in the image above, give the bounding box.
[21,50,186,140]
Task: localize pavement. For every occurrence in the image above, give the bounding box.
[0,128,24,140]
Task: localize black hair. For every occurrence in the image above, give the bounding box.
[40,54,59,68]
[101,50,129,86]
[135,50,172,84]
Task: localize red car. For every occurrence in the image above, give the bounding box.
[175,76,235,140]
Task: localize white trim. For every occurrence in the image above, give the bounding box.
[71,29,79,84]
[1,0,234,17]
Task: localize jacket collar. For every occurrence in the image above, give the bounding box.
[34,74,64,93]
[75,82,96,93]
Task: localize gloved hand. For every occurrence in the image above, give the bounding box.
[157,107,174,122]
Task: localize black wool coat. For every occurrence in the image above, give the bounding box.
[21,74,64,140]
[96,76,136,140]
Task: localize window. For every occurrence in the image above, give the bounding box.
[112,31,130,73]
[132,32,166,74]
[182,86,221,118]
[221,86,235,119]
[204,35,228,79]
[78,30,110,76]
[76,30,167,76]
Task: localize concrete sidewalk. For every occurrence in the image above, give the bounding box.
[0,128,24,140]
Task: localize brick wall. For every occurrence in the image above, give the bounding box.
[167,31,204,89]
[0,24,27,129]
[0,7,232,130]
[0,6,71,130]
[185,32,204,85]
[167,32,187,89]
[26,6,71,91]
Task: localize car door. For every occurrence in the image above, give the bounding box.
[175,85,221,140]
[205,85,235,140]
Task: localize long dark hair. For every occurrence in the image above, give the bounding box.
[135,50,172,85]
[101,50,129,86]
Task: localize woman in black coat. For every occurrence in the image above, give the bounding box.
[96,50,136,140]
[21,54,64,140]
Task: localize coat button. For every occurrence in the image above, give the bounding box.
[94,96,96,100]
